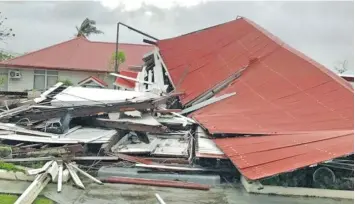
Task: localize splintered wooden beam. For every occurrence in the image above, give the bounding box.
[69,163,103,185]
[93,118,169,134]
[65,163,85,189]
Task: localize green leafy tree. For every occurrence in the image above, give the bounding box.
[57,79,73,86]
[105,51,126,87]
[112,51,126,64]
[0,51,14,61]
[110,51,126,71]
[75,18,103,37]
[0,12,15,41]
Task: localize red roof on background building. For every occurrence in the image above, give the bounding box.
[158,17,354,180]
[0,37,153,72]
[114,70,139,89]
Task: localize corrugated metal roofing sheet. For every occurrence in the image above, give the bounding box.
[214,130,354,180]
[158,17,354,180]
[0,37,153,72]
[159,17,353,134]
[189,18,354,134]
[191,59,354,134]
[158,17,352,105]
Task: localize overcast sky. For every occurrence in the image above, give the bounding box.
[0,0,353,74]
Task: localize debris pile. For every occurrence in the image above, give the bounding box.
[0,16,354,202]
[0,82,236,202]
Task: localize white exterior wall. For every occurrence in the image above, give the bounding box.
[0,67,112,92]
[7,68,34,92]
[59,71,113,88]
[59,70,95,84]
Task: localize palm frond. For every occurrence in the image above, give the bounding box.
[75,18,103,37]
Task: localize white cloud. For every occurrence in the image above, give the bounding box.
[99,0,207,10]
[0,1,352,73]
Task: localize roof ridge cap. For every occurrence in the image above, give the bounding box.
[89,40,152,46]
[2,37,87,64]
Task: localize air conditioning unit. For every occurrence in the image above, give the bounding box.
[9,70,21,79]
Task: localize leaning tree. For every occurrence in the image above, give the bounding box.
[0,12,15,41]
[75,18,103,38]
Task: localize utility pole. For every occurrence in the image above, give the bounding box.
[114,22,158,89]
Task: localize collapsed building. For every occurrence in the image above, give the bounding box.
[0,16,353,203]
[123,16,354,181]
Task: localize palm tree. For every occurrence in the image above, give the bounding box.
[75,18,103,37]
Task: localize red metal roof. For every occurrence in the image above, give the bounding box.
[214,130,354,180]
[158,17,353,134]
[0,37,153,72]
[158,17,354,180]
[158,17,353,105]
[114,70,139,89]
[189,18,354,134]
[191,64,354,134]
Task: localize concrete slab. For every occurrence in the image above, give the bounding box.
[98,167,221,185]
[241,176,354,200]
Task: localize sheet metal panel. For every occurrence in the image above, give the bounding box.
[152,138,189,157]
[51,86,160,107]
[195,126,226,159]
[158,17,353,134]
[158,17,354,179]
[183,18,354,134]
[191,46,354,134]
[213,130,354,180]
[159,17,352,106]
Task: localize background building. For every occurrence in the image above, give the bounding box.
[0,37,152,92]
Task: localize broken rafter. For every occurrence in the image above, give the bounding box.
[110,73,154,85]
[1,157,55,162]
[180,92,236,115]
[114,153,153,165]
[15,161,58,204]
[93,118,169,134]
[13,99,162,121]
[187,67,246,106]
[154,109,182,113]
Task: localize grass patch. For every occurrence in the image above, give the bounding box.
[0,194,54,204]
[0,161,25,173]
